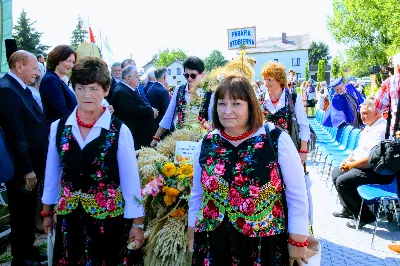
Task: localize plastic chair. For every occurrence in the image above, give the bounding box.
[356,178,399,247]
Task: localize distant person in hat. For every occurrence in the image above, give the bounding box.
[322,77,364,128]
[288,68,297,93]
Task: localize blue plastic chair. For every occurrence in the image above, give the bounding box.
[357,178,399,247]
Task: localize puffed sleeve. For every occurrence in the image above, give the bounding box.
[294,93,311,141]
[188,140,204,227]
[159,86,179,130]
[117,124,145,218]
[42,120,62,205]
[269,123,309,236]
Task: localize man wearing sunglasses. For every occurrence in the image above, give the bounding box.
[151,56,213,146]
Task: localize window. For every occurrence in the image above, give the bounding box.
[167,69,171,75]
[296,73,301,80]
[273,59,279,62]
[292,58,300,66]
[177,68,181,75]
[177,81,181,85]
[173,76,176,80]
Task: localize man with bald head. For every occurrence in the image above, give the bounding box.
[0,50,48,265]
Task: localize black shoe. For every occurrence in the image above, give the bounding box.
[333,209,353,219]
[11,258,42,266]
[346,217,375,229]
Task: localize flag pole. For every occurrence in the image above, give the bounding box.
[100,29,103,58]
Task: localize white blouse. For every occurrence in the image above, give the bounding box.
[263,90,310,141]
[42,107,145,219]
[188,123,310,236]
[159,84,214,129]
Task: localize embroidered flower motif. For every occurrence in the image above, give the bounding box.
[249,185,259,198]
[203,258,210,266]
[242,223,254,236]
[100,226,104,234]
[95,192,107,208]
[106,199,116,211]
[240,198,256,215]
[254,142,264,149]
[58,197,66,210]
[191,106,200,114]
[234,174,248,187]
[270,167,282,193]
[96,170,102,178]
[203,200,219,219]
[63,187,71,199]
[62,143,69,151]
[229,187,245,207]
[272,200,283,218]
[204,175,218,192]
[236,217,246,228]
[214,163,226,175]
[107,188,117,199]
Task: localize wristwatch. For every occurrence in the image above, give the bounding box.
[132,223,144,229]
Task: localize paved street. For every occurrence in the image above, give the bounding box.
[310,157,400,266]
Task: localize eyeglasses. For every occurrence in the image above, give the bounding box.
[184,73,198,80]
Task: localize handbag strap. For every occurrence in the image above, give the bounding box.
[385,78,400,139]
[264,123,277,161]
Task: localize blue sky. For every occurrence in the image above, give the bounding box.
[13,0,346,68]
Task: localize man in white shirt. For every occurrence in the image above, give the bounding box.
[331,100,395,229]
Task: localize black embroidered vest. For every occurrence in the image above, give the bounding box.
[55,115,124,219]
[195,127,287,237]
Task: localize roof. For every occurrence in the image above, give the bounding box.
[142,58,156,68]
[166,60,184,68]
[246,34,311,54]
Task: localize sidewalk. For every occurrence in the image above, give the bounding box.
[309,159,400,266]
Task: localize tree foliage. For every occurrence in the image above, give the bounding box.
[204,50,228,72]
[331,56,341,79]
[304,61,310,81]
[13,10,49,55]
[327,0,400,76]
[308,41,331,66]
[154,49,188,67]
[317,60,326,82]
[71,16,88,50]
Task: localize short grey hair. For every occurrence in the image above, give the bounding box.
[146,67,156,80]
[360,99,380,113]
[122,65,137,80]
[32,62,46,87]
[111,62,121,70]
[155,67,167,80]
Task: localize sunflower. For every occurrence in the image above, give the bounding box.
[176,164,194,177]
[161,162,176,178]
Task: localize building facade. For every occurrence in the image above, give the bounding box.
[246,33,311,81]
[166,61,185,87]
[1,0,13,73]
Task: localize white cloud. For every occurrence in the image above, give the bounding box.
[13,0,346,68]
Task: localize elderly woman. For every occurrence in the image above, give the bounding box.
[42,57,144,265]
[261,61,310,164]
[188,75,310,266]
[40,45,78,125]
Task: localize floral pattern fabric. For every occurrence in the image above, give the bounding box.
[195,130,286,238]
[261,89,291,131]
[55,116,124,219]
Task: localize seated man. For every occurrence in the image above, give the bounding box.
[331,100,395,229]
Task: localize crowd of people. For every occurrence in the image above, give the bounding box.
[0,43,398,266]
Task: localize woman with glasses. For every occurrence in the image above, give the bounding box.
[150,56,214,146]
[39,45,78,126]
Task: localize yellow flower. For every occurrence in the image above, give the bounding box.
[162,162,176,178]
[170,207,185,218]
[162,186,180,206]
[176,164,193,177]
[177,174,186,183]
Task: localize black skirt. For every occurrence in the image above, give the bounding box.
[52,205,143,266]
[192,218,289,266]
[306,100,316,107]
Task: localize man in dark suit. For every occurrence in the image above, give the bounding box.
[120,58,151,105]
[143,67,156,95]
[0,51,48,266]
[107,62,121,102]
[147,67,171,126]
[111,65,158,150]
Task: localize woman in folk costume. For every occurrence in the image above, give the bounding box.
[150,57,214,146]
[42,57,145,265]
[188,75,312,265]
[259,61,310,165]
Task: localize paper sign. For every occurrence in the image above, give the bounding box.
[227,26,256,50]
[174,141,198,164]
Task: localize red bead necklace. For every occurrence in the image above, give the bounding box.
[271,98,279,104]
[220,129,254,141]
[76,107,106,128]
